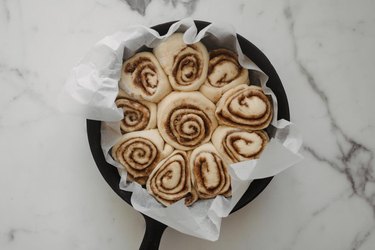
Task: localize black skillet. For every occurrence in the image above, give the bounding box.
[86,20,290,250]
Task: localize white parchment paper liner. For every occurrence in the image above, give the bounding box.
[60,18,303,241]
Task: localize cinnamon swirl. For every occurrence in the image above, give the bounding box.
[212,126,269,164]
[112,129,174,185]
[115,90,156,134]
[120,52,172,103]
[153,33,209,91]
[146,150,192,206]
[200,49,249,103]
[190,143,231,199]
[157,91,218,150]
[215,84,272,130]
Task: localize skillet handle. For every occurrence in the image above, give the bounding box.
[139,214,167,250]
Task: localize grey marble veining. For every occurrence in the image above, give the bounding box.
[285,2,375,216]
[167,0,198,16]
[6,228,33,242]
[1,0,10,21]
[123,0,151,15]
[281,2,375,249]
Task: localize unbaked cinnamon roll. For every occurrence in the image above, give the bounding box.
[146,150,192,206]
[119,52,172,103]
[112,129,174,185]
[115,90,156,134]
[216,84,272,130]
[153,33,209,91]
[200,49,249,103]
[190,143,231,199]
[157,91,218,150]
[212,126,269,164]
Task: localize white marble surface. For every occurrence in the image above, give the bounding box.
[1,0,375,249]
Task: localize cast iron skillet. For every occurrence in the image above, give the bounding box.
[86,20,289,250]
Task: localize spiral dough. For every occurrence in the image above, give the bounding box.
[154,33,209,91]
[212,126,269,164]
[190,143,231,199]
[120,52,171,103]
[146,150,192,206]
[215,84,272,130]
[112,129,173,185]
[157,91,218,150]
[115,90,157,134]
[200,49,249,103]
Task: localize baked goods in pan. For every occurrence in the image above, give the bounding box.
[112,33,273,206]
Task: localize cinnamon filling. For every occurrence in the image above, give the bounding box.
[172,45,203,86]
[217,88,272,128]
[148,152,190,204]
[164,104,211,147]
[125,56,159,95]
[230,92,269,119]
[115,97,150,133]
[207,49,242,87]
[193,151,230,197]
[115,138,158,177]
[222,130,268,161]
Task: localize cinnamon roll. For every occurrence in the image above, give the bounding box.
[190,143,231,199]
[153,33,209,91]
[212,126,269,164]
[215,84,272,130]
[115,90,156,134]
[200,49,249,103]
[146,150,192,206]
[112,129,174,185]
[119,52,172,103]
[157,91,218,150]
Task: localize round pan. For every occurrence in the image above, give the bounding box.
[86,20,289,250]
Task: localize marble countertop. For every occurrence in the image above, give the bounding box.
[1,0,375,249]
